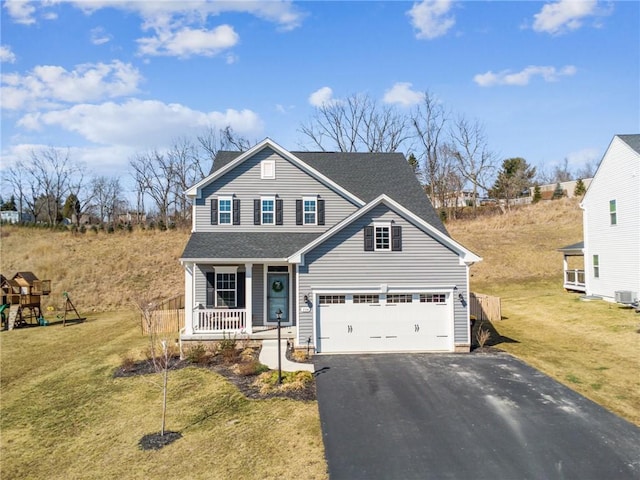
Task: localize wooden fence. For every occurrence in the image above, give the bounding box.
[141,293,186,335]
[470,293,501,323]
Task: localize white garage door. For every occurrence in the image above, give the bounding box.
[316,293,452,353]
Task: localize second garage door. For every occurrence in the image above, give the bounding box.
[316,293,453,353]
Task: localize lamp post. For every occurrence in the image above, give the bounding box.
[276,308,283,384]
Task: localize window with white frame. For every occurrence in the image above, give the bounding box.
[215,269,237,307]
[375,224,390,250]
[303,197,317,225]
[353,294,380,304]
[261,159,275,179]
[218,196,232,225]
[420,293,446,303]
[387,294,413,303]
[593,255,600,279]
[609,200,617,225]
[261,197,275,225]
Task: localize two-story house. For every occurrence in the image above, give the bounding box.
[180,139,481,353]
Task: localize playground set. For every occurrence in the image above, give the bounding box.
[1,272,84,330]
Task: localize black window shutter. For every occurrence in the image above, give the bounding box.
[236,272,246,308]
[296,199,303,225]
[210,199,218,225]
[364,226,374,251]
[206,271,215,307]
[233,198,240,225]
[254,199,260,225]
[318,199,325,226]
[392,225,402,251]
[276,198,283,225]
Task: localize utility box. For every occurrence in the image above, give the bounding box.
[614,291,636,305]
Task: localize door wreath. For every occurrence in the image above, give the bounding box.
[272,280,284,292]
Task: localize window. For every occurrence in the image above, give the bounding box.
[387,294,412,303]
[593,255,599,279]
[375,225,390,250]
[261,197,275,225]
[353,294,380,304]
[420,294,446,303]
[216,272,236,307]
[303,197,317,225]
[609,200,617,225]
[218,197,232,225]
[319,295,346,305]
[261,159,275,179]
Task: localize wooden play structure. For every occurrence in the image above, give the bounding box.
[60,292,86,326]
[1,272,51,330]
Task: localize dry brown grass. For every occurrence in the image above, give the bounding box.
[0,226,190,312]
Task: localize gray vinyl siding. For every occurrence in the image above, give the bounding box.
[297,204,469,346]
[251,264,264,327]
[194,148,358,232]
[193,264,247,309]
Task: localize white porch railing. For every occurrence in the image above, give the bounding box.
[194,309,246,332]
[564,269,586,291]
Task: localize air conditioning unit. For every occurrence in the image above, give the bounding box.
[614,291,636,305]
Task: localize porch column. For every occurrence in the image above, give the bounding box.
[563,255,569,285]
[244,263,253,334]
[184,262,194,335]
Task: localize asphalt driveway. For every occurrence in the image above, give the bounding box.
[314,353,640,480]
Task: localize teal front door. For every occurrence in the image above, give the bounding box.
[267,272,289,323]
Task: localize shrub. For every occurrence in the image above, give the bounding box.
[476,322,491,349]
[236,360,270,376]
[218,333,238,363]
[185,343,208,364]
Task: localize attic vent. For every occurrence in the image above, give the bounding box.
[614,291,636,305]
[261,159,275,179]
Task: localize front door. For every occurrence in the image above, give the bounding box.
[267,272,289,324]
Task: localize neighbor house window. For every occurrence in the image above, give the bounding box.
[216,271,236,307]
[303,197,317,225]
[593,255,599,279]
[218,197,232,225]
[261,159,275,179]
[375,224,390,251]
[261,197,275,225]
[609,200,617,225]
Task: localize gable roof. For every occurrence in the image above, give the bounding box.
[204,139,448,235]
[289,194,481,266]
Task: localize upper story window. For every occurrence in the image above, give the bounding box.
[261,159,275,179]
[303,197,317,225]
[262,197,275,225]
[593,255,600,278]
[218,197,232,225]
[375,224,391,251]
[609,199,617,225]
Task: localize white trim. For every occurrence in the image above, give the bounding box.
[373,221,391,251]
[214,266,238,274]
[185,138,365,206]
[288,194,482,265]
[181,257,288,264]
[261,196,276,225]
[302,196,318,225]
[244,263,253,334]
[260,159,276,179]
[214,267,238,308]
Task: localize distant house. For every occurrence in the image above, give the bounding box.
[0,211,34,223]
[559,135,639,303]
[431,190,480,209]
[180,138,481,353]
[535,178,593,201]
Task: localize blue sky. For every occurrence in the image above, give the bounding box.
[1,0,639,186]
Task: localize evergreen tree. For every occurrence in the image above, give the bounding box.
[552,182,565,200]
[532,184,541,203]
[574,178,586,196]
[489,157,536,205]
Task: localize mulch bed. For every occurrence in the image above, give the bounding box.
[138,431,182,451]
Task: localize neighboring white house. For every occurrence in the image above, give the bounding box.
[535,178,593,201]
[581,134,640,303]
[431,190,480,209]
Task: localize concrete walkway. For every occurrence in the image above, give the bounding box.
[259,339,315,373]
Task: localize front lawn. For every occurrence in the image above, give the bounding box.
[476,280,640,426]
[0,312,327,479]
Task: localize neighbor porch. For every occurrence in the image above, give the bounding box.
[558,242,585,293]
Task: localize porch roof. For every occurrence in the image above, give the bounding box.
[180,231,321,261]
[557,241,584,255]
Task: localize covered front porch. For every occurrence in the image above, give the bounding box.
[558,242,585,293]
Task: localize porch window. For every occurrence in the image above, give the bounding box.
[216,272,236,307]
[218,197,232,225]
[593,255,600,279]
[609,200,617,225]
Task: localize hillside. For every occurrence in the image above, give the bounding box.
[0,198,583,312]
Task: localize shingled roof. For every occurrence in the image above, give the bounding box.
[618,134,640,155]
[211,149,447,235]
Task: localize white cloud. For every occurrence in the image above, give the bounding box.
[0,45,17,63]
[309,87,334,107]
[566,147,600,167]
[17,99,264,148]
[532,0,601,35]
[474,65,577,87]
[383,82,424,107]
[3,0,36,25]
[90,27,112,45]
[138,24,239,58]
[407,0,455,40]
[1,60,143,110]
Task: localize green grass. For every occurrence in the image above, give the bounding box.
[476,280,640,426]
[1,313,327,479]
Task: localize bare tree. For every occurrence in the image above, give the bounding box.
[129,151,175,226]
[299,93,410,152]
[167,138,199,225]
[91,176,123,224]
[411,91,449,205]
[195,125,252,179]
[450,116,496,215]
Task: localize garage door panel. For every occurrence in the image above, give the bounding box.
[316,293,453,353]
